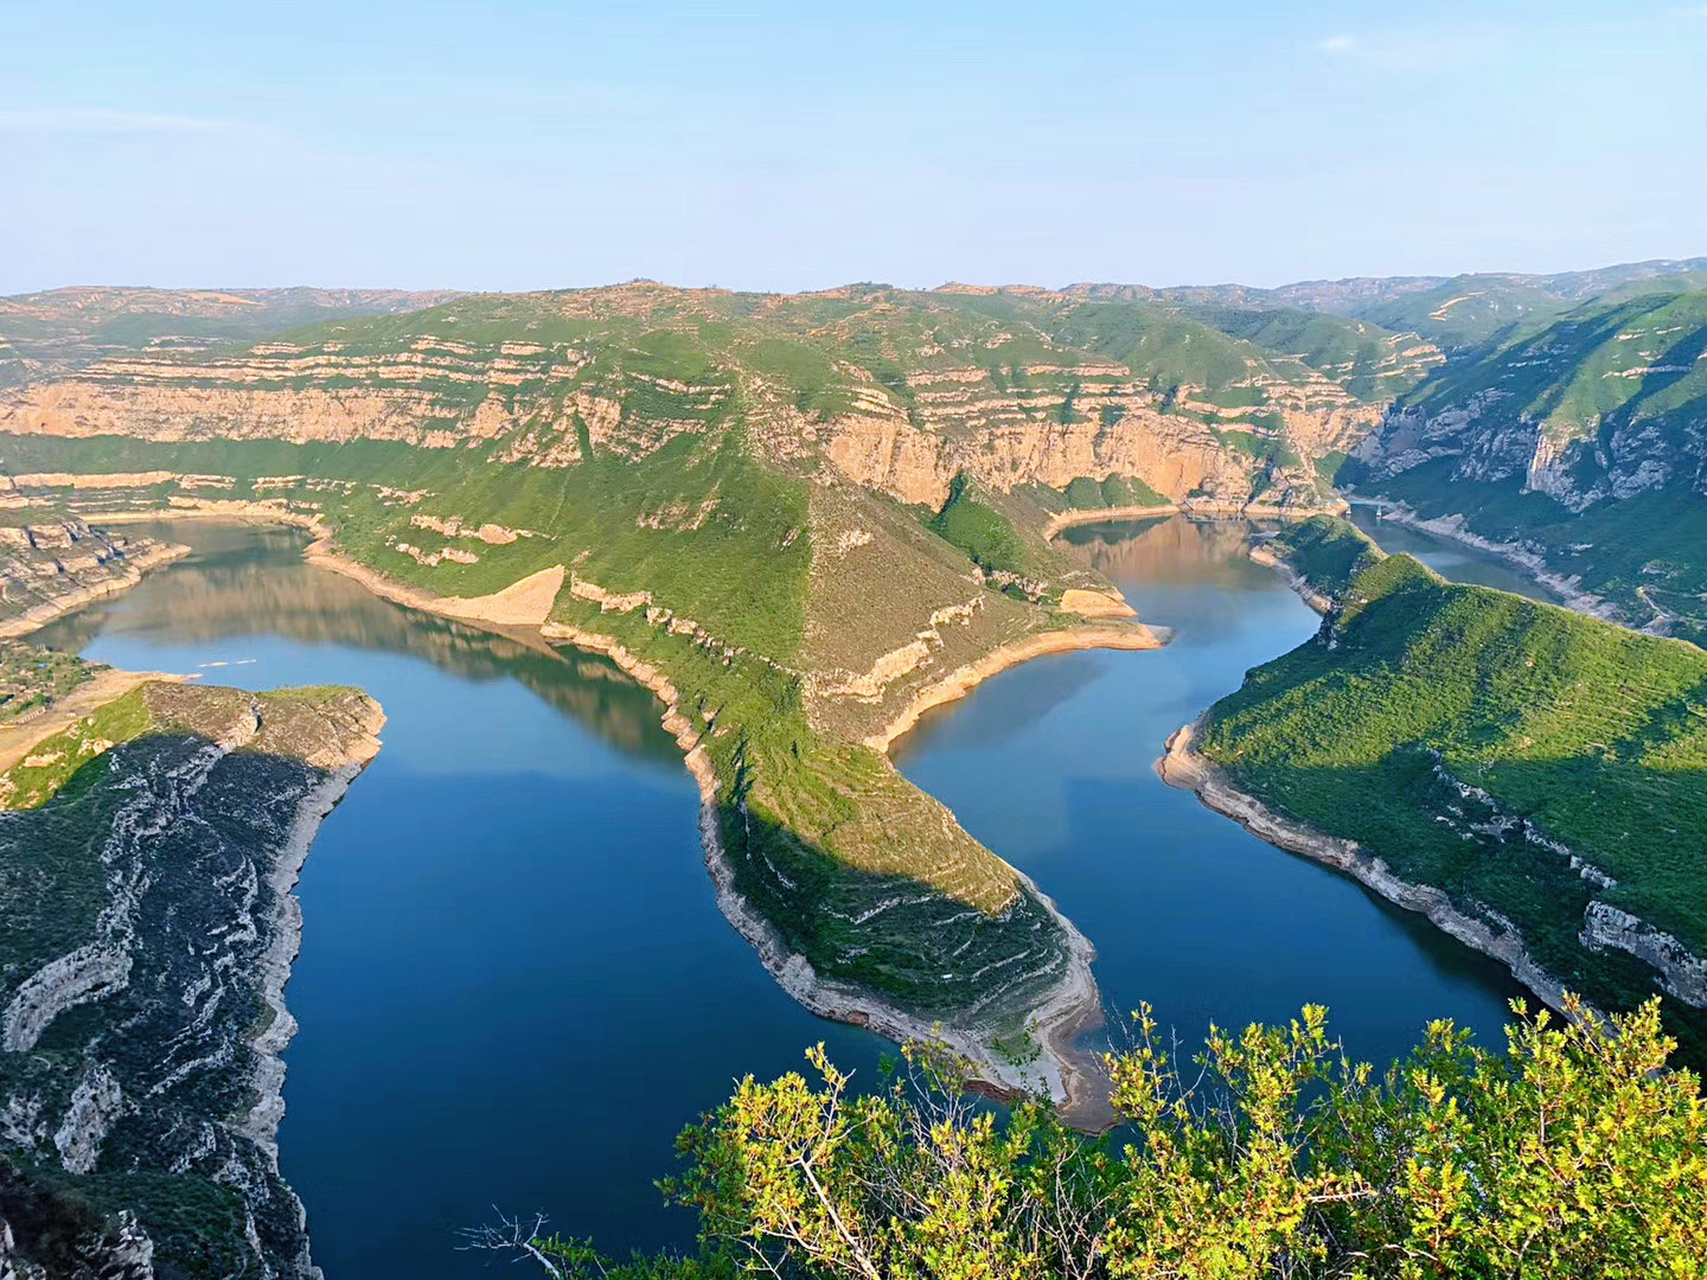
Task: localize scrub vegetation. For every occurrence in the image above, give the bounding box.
[1199,550,1707,1051]
[475,998,1706,1279]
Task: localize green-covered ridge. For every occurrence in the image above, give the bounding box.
[1347,286,1707,642]
[0,675,382,1278]
[1252,513,1385,600]
[1198,550,1707,1052]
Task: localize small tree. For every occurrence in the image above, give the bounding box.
[474,997,1706,1278]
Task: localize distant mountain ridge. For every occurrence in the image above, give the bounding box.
[0,286,462,381]
[1068,257,1707,350]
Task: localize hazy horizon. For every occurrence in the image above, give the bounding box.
[7,250,1707,300]
[7,1,1705,295]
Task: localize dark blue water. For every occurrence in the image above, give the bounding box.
[1349,504,1561,603]
[34,522,884,1279]
[35,514,1536,1278]
[895,517,1526,1070]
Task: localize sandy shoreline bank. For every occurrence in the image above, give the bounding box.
[865,622,1168,753]
[34,505,1140,1124]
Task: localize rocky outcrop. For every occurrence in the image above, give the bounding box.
[0,683,384,1280]
[0,519,187,639]
[820,383,1373,510]
[1582,902,1707,1007]
[1351,289,1707,515]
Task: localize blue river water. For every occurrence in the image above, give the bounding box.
[34,513,1529,1276]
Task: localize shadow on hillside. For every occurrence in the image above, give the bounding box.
[0,731,366,1277]
[1211,751,1707,1068]
[714,799,1085,1032]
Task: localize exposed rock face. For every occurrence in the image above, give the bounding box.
[0,683,384,1280]
[0,514,186,639]
[1352,289,1707,513]
[1583,902,1707,1006]
[820,370,1375,509]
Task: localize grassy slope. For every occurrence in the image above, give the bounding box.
[1198,553,1707,1048]
[0,280,1412,1024]
[1177,305,1445,401]
[0,286,460,370]
[1355,288,1707,640]
[0,679,375,1278]
[1256,514,1386,598]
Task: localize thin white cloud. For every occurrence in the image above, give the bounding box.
[0,108,270,138]
[1316,30,1500,72]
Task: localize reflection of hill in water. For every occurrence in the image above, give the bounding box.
[34,521,680,766]
[1058,516,1262,587]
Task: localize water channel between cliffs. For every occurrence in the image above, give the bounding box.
[35,514,1527,1278]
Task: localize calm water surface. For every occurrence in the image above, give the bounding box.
[37,515,1536,1277]
[1348,504,1562,603]
[35,522,885,1279]
[895,516,1527,1072]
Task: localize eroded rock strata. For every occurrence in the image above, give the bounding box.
[0,681,383,1279]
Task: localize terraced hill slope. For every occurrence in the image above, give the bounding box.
[1074,258,1707,352]
[1,282,1337,1108]
[1347,286,1707,641]
[0,285,461,383]
[0,279,1458,1109]
[1171,544,1707,1058]
[0,671,383,1279]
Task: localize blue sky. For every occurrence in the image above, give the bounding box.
[4,1,1704,292]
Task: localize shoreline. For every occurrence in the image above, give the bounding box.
[1370,504,1625,624]
[0,539,191,640]
[42,504,1136,1124]
[540,617,1120,1129]
[242,696,385,1280]
[1042,496,1348,540]
[864,622,1167,753]
[0,667,187,774]
[1156,720,1581,1020]
[1246,545,1332,614]
[301,525,1140,1124]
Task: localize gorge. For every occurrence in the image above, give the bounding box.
[0,265,1704,1274]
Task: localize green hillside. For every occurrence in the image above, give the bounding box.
[1129,258,1707,351]
[1198,551,1707,1052]
[1350,287,1707,640]
[1254,513,1385,598]
[0,283,1205,1082]
[0,286,460,371]
[1178,305,1444,401]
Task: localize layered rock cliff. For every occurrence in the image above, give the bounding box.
[0,281,1413,1123]
[0,680,384,1280]
[1347,286,1707,640]
[0,511,186,637]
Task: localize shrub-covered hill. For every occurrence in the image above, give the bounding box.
[1196,550,1707,1053]
[0,285,461,380]
[6,281,1333,1103]
[1075,257,1707,352]
[1347,286,1707,642]
[0,677,384,1279]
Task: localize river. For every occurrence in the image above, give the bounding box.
[34,513,1531,1276]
